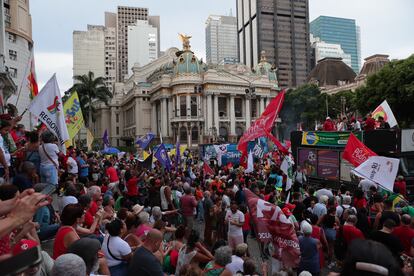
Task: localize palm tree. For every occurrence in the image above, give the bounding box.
[69,71,113,127]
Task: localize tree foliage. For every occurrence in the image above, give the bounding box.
[326,90,357,119]
[68,71,113,126]
[355,54,414,127]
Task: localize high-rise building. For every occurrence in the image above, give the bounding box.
[116,6,160,81]
[310,16,360,73]
[205,15,238,64]
[310,35,352,69]
[236,0,310,88]
[73,25,106,80]
[127,20,158,73]
[104,12,117,94]
[3,0,33,127]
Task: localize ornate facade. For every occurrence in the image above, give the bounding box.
[93,38,280,148]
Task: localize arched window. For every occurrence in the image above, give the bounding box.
[219,127,228,142]
[191,127,199,143]
[179,127,187,142]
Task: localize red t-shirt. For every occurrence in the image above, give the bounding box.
[353,198,367,209]
[126,177,139,196]
[364,117,376,131]
[84,201,98,227]
[53,226,78,259]
[394,181,407,198]
[392,225,414,256]
[180,194,197,217]
[106,167,119,183]
[342,224,365,245]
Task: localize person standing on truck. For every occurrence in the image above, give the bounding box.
[377,116,391,129]
[364,113,376,131]
[394,175,407,198]
[323,117,336,131]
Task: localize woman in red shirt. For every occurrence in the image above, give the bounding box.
[240,205,251,243]
[353,189,367,210]
[53,204,83,259]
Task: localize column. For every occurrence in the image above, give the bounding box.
[186,95,191,117]
[206,94,213,134]
[151,103,157,134]
[229,95,236,136]
[213,94,219,132]
[176,95,180,117]
[245,98,251,128]
[260,97,265,114]
[187,124,191,148]
[168,98,173,137]
[161,98,168,137]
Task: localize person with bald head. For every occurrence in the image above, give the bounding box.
[128,229,164,276]
[392,213,414,256]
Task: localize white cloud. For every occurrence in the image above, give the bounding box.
[35,52,73,93]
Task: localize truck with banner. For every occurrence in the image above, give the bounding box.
[291,130,414,196]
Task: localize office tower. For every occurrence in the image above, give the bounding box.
[127,20,158,73]
[310,35,352,69]
[310,16,360,73]
[116,6,160,81]
[73,25,106,80]
[3,0,33,127]
[205,15,238,64]
[104,12,117,93]
[236,0,310,88]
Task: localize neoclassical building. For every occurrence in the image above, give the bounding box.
[93,38,280,148]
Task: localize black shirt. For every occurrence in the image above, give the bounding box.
[128,246,163,276]
[379,211,401,229]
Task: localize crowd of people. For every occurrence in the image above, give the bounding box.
[321,113,390,132]
[0,113,413,276]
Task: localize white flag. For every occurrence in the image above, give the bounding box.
[352,156,399,192]
[281,155,294,191]
[245,151,254,173]
[28,74,69,152]
[372,100,398,127]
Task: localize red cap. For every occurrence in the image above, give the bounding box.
[282,207,292,216]
[285,203,296,210]
[12,239,38,256]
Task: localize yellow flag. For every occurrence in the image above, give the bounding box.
[143,150,150,160]
[86,128,94,151]
[63,91,84,140]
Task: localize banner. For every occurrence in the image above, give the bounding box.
[401,129,414,152]
[298,148,317,176]
[238,90,285,156]
[317,150,339,180]
[353,156,400,192]
[245,189,300,267]
[342,133,377,167]
[27,74,69,152]
[102,129,110,149]
[136,133,155,149]
[372,100,398,128]
[245,151,254,173]
[301,131,362,147]
[63,91,84,140]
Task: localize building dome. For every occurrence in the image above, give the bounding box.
[173,33,205,75]
[253,51,278,82]
[307,57,356,87]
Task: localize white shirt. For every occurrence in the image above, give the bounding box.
[359,179,377,193]
[225,210,244,237]
[39,143,59,166]
[226,255,244,274]
[102,235,131,267]
[315,188,333,200]
[336,204,357,218]
[0,135,10,167]
[67,156,78,174]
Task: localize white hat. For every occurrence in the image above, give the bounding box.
[132,204,144,215]
[301,221,313,235]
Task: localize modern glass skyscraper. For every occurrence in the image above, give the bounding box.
[310,16,360,73]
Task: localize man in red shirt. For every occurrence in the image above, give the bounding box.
[180,184,197,237]
[341,215,365,245]
[364,113,376,131]
[394,176,407,198]
[392,214,414,256]
[104,161,119,193]
[126,169,139,204]
[84,185,102,228]
[323,117,335,131]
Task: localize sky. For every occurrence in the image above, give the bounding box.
[31,0,414,92]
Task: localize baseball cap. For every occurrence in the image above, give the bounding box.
[12,239,39,256]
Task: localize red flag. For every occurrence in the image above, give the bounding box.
[244,189,300,267]
[342,133,377,167]
[265,130,288,154]
[203,162,214,176]
[237,90,286,157]
[27,58,38,99]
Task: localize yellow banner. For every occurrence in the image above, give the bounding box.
[63,91,84,140]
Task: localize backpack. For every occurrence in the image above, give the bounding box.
[339,205,350,224]
[334,225,347,261]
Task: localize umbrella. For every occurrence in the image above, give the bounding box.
[101,147,120,155]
